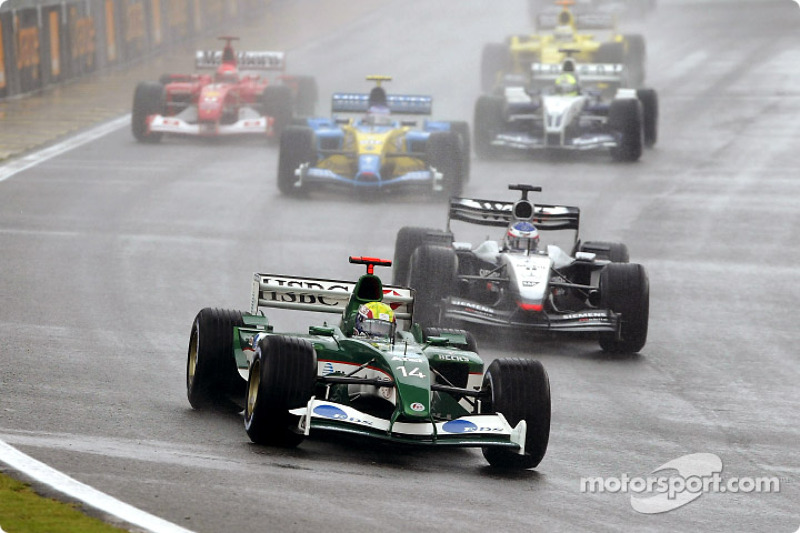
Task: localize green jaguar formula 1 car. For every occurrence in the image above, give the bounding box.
[186,256,551,469]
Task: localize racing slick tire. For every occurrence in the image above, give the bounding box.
[392,226,453,286]
[623,34,647,87]
[422,327,478,354]
[481,42,513,94]
[132,81,165,143]
[262,85,294,142]
[291,75,318,116]
[598,263,649,353]
[408,244,457,328]
[449,121,472,184]
[474,95,506,160]
[595,42,625,64]
[158,73,192,85]
[245,335,317,447]
[480,358,550,470]
[427,131,464,196]
[579,241,630,263]
[637,88,659,147]
[278,125,316,196]
[186,307,246,412]
[608,98,644,162]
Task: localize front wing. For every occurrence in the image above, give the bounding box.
[295,164,443,192]
[492,132,618,152]
[290,399,526,451]
[444,296,620,334]
[147,113,274,137]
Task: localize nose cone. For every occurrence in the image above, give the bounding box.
[198,88,224,121]
[355,155,382,184]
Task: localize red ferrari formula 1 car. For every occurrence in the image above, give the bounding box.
[132,36,317,143]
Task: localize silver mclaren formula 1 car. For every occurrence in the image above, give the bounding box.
[392,184,649,353]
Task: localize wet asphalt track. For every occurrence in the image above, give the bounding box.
[1,1,799,532]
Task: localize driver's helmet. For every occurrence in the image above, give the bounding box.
[353,301,396,340]
[215,63,239,84]
[364,86,391,125]
[555,73,579,96]
[504,221,540,252]
[368,86,388,108]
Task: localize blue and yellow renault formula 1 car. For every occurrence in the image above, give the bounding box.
[186,256,550,470]
[277,76,470,198]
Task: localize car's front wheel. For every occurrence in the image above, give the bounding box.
[599,263,649,353]
[131,82,164,143]
[609,98,644,162]
[277,126,316,195]
[480,358,551,469]
[245,335,317,447]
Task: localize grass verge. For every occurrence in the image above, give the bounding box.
[0,472,128,533]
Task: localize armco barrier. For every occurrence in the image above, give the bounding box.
[0,0,270,99]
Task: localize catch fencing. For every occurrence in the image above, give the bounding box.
[0,0,270,98]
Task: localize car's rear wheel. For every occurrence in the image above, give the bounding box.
[624,34,647,87]
[132,82,164,143]
[245,335,317,447]
[449,121,472,184]
[427,131,463,196]
[480,358,550,469]
[278,125,316,195]
[186,307,246,412]
[595,41,625,64]
[262,85,294,141]
[481,42,513,93]
[599,263,649,353]
[291,75,318,116]
[474,95,505,160]
[392,226,453,286]
[609,98,644,162]
[409,244,457,328]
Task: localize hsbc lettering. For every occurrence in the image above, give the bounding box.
[262,279,348,307]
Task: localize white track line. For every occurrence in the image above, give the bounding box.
[0,440,195,533]
[0,115,191,532]
[0,114,131,183]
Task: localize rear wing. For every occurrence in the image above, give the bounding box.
[195,50,286,71]
[531,62,625,84]
[331,93,433,115]
[536,12,616,30]
[250,274,414,321]
[448,197,581,231]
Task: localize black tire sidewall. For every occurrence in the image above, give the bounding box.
[481,358,551,469]
[186,307,245,411]
[278,125,316,195]
[245,335,317,446]
[599,263,650,353]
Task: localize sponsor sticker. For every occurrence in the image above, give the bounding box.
[313,405,348,420]
[442,419,478,434]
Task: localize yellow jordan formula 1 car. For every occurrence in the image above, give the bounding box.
[481,0,646,92]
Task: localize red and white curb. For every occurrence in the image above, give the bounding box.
[0,439,195,533]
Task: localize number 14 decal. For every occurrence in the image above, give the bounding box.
[396,366,426,379]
